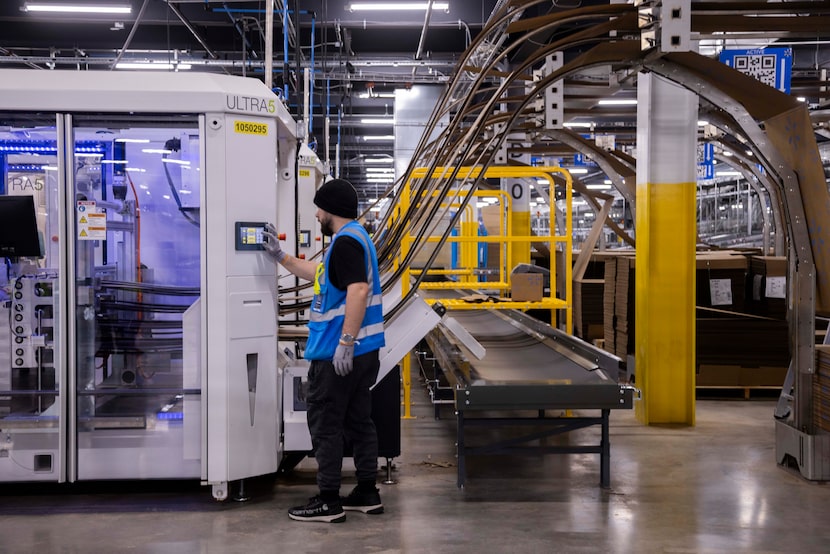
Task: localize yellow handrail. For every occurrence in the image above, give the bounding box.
[393,165,574,417]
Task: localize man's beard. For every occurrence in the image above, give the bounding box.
[320,217,334,237]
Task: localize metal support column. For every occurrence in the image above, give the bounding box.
[634,72,698,425]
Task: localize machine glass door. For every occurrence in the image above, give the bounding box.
[71,116,202,480]
[0,113,63,482]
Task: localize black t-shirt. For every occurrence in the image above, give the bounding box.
[328,235,367,290]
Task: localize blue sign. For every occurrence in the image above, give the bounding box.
[697,142,714,181]
[697,163,714,181]
[719,48,792,94]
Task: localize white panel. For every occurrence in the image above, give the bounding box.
[226,338,279,480]
[395,86,445,182]
[204,106,282,487]
[377,295,441,385]
[229,288,277,340]
[182,299,201,389]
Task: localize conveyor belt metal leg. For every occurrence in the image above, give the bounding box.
[456,409,466,489]
[600,409,610,489]
[383,457,396,485]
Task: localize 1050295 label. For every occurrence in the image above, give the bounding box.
[234,121,269,135]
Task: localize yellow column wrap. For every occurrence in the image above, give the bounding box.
[634,180,697,425]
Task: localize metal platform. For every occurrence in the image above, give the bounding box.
[422,303,635,488]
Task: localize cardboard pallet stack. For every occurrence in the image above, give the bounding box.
[601,254,635,360]
[574,277,605,341]
[596,249,789,388]
[696,252,748,313]
[602,258,617,355]
[814,345,830,432]
[572,251,614,342]
[748,256,787,319]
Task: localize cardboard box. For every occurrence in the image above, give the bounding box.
[512,273,543,301]
[697,365,741,386]
[739,366,788,387]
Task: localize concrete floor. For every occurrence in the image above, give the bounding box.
[1,387,829,553]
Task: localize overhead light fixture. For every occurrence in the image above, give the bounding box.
[367,177,395,183]
[142,148,173,154]
[363,135,395,141]
[360,118,395,125]
[116,62,192,70]
[565,167,589,175]
[23,3,132,14]
[586,184,612,190]
[563,122,593,129]
[364,157,393,164]
[366,168,395,174]
[715,171,742,177]
[598,99,637,106]
[114,138,150,143]
[348,2,449,11]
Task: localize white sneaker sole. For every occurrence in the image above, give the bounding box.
[343,504,384,514]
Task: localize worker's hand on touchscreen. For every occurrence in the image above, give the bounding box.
[263,223,286,263]
[332,342,354,376]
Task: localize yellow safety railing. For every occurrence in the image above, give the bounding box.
[392,166,574,418]
[403,166,572,317]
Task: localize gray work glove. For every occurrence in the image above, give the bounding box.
[262,223,286,263]
[333,343,355,376]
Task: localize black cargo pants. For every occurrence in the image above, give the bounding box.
[307,350,380,493]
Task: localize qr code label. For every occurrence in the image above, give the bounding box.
[733,54,777,88]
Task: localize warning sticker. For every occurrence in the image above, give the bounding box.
[77,200,106,240]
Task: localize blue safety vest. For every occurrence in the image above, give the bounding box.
[304,221,385,360]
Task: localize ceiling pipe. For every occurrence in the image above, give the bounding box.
[110,0,151,70]
[265,0,274,90]
[413,0,435,76]
[166,2,219,60]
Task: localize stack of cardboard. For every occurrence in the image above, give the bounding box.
[814,345,830,432]
[574,277,605,341]
[601,255,636,359]
[696,309,789,368]
[695,252,747,313]
[603,258,617,355]
[748,256,787,319]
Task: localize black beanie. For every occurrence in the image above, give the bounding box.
[314,178,358,219]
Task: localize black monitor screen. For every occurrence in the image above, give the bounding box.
[0,195,43,258]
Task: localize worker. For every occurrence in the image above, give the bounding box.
[263,178,386,523]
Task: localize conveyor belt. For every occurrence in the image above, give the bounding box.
[442,309,608,385]
[421,293,635,488]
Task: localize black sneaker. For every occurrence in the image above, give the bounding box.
[341,486,384,514]
[288,496,346,523]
